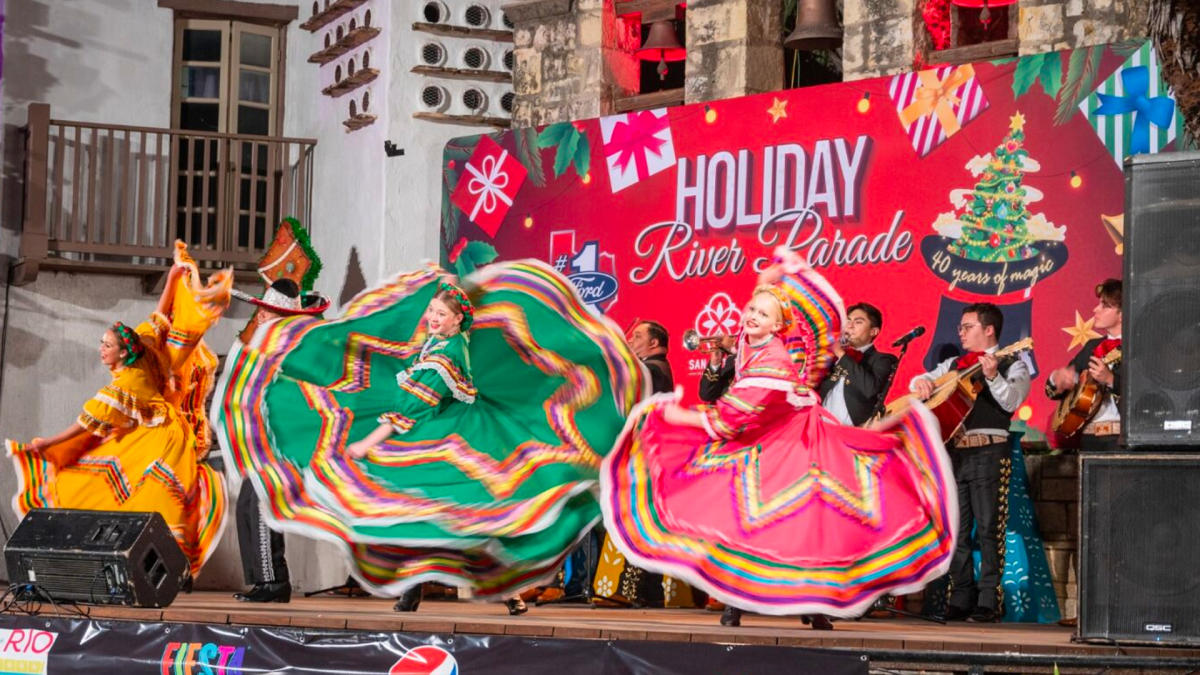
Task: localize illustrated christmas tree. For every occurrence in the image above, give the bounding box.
[933,112,1063,262]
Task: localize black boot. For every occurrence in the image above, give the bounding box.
[808,614,834,631]
[720,606,743,627]
[393,585,423,612]
[233,581,291,603]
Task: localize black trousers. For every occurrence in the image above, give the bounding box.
[947,442,1007,613]
[236,482,289,585]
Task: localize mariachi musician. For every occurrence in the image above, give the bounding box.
[1045,279,1122,452]
[819,302,898,426]
[909,302,1031,623]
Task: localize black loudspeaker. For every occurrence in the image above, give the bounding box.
[4,509,189,607]
[1079,453,1200,646]
[1122,152,1200,447]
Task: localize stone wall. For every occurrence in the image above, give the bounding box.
[843,0,918,81]
[684,0,783,104]
[1019,0,1150,56]
[507,0,639,127]
[1027,452,1080,620]
[842,0,1151,82]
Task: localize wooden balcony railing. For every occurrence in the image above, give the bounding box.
[14,103,317,284]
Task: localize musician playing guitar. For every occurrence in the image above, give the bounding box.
[1046,279,1122,452]
[909,302,1031,624]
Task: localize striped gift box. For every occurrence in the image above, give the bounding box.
[1078,42,1182,167]
[889,64,990,158]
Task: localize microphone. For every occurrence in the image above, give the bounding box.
[891,325,926,348]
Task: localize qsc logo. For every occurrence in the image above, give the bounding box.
[1144,623,1174,633]
[549,231,619,313]
[390,644,459,675]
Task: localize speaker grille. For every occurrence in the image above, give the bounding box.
[4,509,187,607]
[1080,454,1200,645]
[1123,152,1200,446]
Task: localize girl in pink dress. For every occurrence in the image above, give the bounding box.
[601,249,957,625]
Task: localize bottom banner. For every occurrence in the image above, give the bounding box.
[0,614,867,674]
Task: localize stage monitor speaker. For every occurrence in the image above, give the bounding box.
[1122,152,1200,447]
[1078,453,1200,646]
[4,509,189,608]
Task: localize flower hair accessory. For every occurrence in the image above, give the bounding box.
[753,285,795,335]
[111,322,145,366]
[437,280,475,332]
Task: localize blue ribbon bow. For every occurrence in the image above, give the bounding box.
[1094,65,1176,156]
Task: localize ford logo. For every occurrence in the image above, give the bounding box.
[568,272,618,305]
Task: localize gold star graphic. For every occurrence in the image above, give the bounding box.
[1009,112,1026,131]
[1101,213,1124,255]
[767,97,788,123]
[1062,310,1102,351]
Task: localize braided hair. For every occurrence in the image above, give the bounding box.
[435,281,474,332]
[110,322,145,366]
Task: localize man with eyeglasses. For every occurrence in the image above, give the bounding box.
[909,302,1031,623]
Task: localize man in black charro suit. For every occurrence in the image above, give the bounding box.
[1045,279,1122,453]
[818,302,898,426]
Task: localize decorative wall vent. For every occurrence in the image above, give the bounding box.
[500,91,515,113]
[344,89,376,130]
[421,42,447,66]
[462,87,487,114]
[421,84,451,112]
[462,46,490,70]
[423,1,450,24]
[302,1,381,132]
[464,4,491,28]
[502,49,514,71]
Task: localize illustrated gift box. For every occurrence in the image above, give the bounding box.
[889,64,990,158]
[1078,41,1180,167]
[598,108,676,193]
[450,135,528,237]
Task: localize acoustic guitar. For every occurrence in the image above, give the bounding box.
[885,338,1034,442]
[1051,348,1121,437]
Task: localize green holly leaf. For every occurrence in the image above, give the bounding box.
[573,133,591,179]
[536,122,570,148]
[1012,53,1045,99]
[1038,51,1063,98]
[453,240,499,278]
[554,128,580,178]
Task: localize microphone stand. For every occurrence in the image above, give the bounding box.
[869,338,912,422]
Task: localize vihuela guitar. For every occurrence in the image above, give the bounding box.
[1051,348,1121,436]
[885,338,1034,442]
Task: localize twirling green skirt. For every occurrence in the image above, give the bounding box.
[213,262,645,598]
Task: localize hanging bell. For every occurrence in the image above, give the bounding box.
[951,0,1017,27]
[637,20,686,81]
[783,0,842,51]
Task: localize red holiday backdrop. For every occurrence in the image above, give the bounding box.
[439,40,1184,443]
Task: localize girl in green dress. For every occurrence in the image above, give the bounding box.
[214,262,644,611]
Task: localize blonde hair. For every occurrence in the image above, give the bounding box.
[750,286,794,334]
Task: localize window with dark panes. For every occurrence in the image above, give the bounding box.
[171,18,282,250]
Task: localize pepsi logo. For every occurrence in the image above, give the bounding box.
[389,645,459,675]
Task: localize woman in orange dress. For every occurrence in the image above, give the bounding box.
[8,242,231,577]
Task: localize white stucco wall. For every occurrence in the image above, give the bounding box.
[0,0,513,591]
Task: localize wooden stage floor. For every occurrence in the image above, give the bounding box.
[68,592,1200,663]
